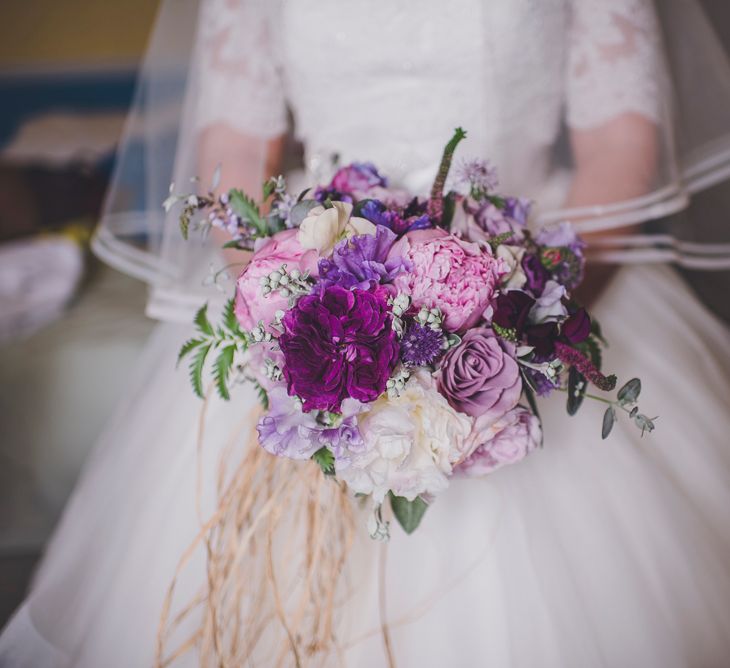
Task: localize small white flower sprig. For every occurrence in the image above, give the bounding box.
[259,264,314,302]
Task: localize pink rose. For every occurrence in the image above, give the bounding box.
[392,229,505,332]
[234,229,318,331]
[437,327,522,422]
[456,406,541,477]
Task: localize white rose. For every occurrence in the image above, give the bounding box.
[297,201,375,255]
[496,245,527,289]
[336,369,473,503]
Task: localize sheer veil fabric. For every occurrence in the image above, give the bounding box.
[94,0,730,325]
[3,1,730,667]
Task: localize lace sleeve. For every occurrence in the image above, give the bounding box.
[193,0,287,137]
[567,0,663,129]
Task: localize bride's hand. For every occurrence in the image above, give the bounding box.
[198,123,285,270]
[564,112,658,305]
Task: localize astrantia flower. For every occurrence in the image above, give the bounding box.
[400,322,444,366]
[317,225,410,290]
[454,158,499,195]
[335,369,472,502]
[392,228,505,333]
[278,285,399,413]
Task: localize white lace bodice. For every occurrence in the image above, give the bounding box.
[197,0,662,197]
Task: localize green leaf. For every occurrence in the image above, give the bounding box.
[288,199,320,227]
[221,239,243,250]
[221,297,242,337]
[251,379,269,410]
[229,189,266,235]
[522,385,543,446]
[180,215,190,241]
[177,338,203,366]
[566,366,587,416]
[389,493,428,535]
[189,342,212,398]
[194,304,214,336]
[591,317,607,345]
[213,345,236,400]
[602,406,616,439]
[312,447,335,476]
[262,178,276,200]
[617,378,641,406]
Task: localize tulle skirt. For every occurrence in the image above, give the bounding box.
[2,263,730,667]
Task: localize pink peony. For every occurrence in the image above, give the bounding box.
[456,406,541,477]
[234,229,318,331]
[392,229,505,332]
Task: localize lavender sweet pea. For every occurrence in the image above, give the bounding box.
[438,327,522,424]
[318,225,410,290]
[278,285,399,413]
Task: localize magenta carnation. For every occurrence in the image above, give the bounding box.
[278,285,399,413]
[392,229,504,332]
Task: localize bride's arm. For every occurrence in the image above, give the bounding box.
[566,112,658,304]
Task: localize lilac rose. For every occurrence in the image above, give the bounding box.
[437,327,522,424]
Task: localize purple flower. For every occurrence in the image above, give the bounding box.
[536,222,586,290]
[257,387,321,459]
[401,322,444,366]
[318,225,410,290]
[279,286,399,413]
[319,415,366,460]
[313,186,353,204]
[524,367,557,397]
[359,198,432,236]
[493,290,535,337]
[561,307,591,344]
[502,197,532,227]
[521,253,550,296]
[331,162,388,194]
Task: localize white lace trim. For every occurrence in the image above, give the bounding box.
[567,0,662,129]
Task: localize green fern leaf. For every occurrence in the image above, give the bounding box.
[312,447,335,476]
[251,379,269,410]
[213,345,236,400]
[222,297,241,336]
[189,342,212,398]
[229,189,266,235]
[177,338,203,367]
[193,304,214,336]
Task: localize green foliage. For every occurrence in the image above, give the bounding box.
[229,189,266,236]
[251,378,269,410]
[617,378,641,405]
[602,406,616,439]
[389,493,428,534]
[213,345,236,400]
[566,366,587,416]
[312,447,335,476]
[189,342,212,398]
[194,304,214,336]
[177,338,204,367]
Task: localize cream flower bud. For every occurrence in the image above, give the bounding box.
[298,201,376,255]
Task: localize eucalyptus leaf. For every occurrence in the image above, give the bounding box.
[289,199,320,227]
[522,385,543,447]
[566,367,587,416]
[617,378,641,406]
[601,406,616,439]
[389,493,428,534]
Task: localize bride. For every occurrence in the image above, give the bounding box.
[3,0,730,666]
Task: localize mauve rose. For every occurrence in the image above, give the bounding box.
[392,228,504,332]
[234,229,318,332]
[438,327,522,424]
[562,307,591,343]
[456,406,541,477]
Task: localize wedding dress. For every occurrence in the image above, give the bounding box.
[3,1,730,666]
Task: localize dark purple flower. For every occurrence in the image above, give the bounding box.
[400,322,444,366]
[318,225,410,290]
[525,321,559,357]
[561,307,591,344]
[493,290,535,337]
[524,367,557,397]
[279,286,399,413]
[313,186,353,204]
[331,162,387,194]
[521,253,550,296]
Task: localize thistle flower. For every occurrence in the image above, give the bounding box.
[400,322,445,367]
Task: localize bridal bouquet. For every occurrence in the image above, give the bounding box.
[168,129,654,537]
